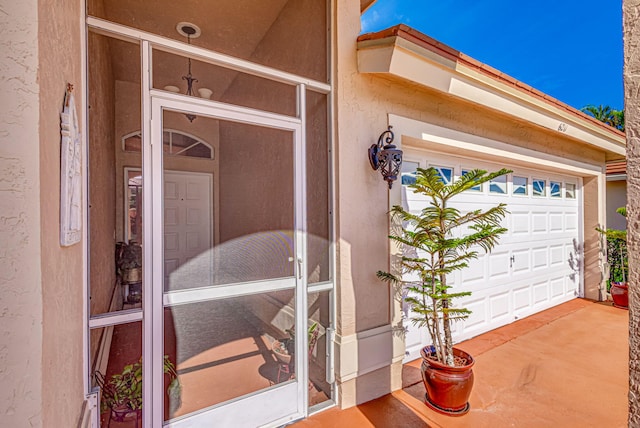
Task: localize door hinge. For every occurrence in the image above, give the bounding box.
[326,327,335,384]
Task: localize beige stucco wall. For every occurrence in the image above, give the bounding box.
[334,0,609,407]
[0,1,44,426]
[583,176,604,300]
[624,0,639,423]
[88,31,117,324]
[38,0,86,426]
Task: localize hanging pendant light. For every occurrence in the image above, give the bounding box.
[162,22,214,123]
[180,25,198,122]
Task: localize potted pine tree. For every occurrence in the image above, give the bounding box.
[378,167,509,415]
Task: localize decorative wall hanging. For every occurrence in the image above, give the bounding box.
[60,83,82,246]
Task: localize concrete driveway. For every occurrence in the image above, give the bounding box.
[294,299,629,427]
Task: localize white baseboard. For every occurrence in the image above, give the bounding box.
[335,324,404,383]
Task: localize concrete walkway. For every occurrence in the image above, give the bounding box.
[294,299,629,427]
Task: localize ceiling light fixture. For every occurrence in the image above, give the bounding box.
[163,22,213,122]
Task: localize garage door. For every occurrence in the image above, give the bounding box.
[402,151,582,362]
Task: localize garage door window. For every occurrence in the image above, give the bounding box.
[432,166,453,184]
[401,161,419,185]
[461,169,482,192]
[513,176,528,195]
[550,181,562,198]
[533,179,546,197]
[489,174,507,194]
[565,183,576,199]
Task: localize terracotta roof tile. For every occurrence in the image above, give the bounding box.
[606,161,627,175]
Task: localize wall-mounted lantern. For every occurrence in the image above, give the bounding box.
[368,126,403,189]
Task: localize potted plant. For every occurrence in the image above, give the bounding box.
[95,355,181,424]
[272,322,319,364]
[272,322,319,383]
[377,167,509,415]
[597,207,628,309]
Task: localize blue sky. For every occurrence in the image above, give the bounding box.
[361,1,623,111]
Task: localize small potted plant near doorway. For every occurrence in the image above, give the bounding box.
[377,167,509,416]
[95,355,181,425]
[597,207,628,309]
[272,322,319,383]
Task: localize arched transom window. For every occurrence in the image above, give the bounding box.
[122,129,213,159]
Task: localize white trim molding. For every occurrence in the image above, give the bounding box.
[389,114,603,177]
[334,324,405,383]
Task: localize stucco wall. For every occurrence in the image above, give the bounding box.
[218,122,294,242]
[582,176,603,300]
[335,0,609,407]
[0,1,43,426]
[624,1,640,424]
[606,179,627,230]
[38,0,86,426]
[88,31,117,323]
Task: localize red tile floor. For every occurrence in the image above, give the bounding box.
[98,299,628,427]
[295,299,629,428]
[97,301,330,427]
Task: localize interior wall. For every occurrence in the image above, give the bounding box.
[306,91,331,284]
[247,0,328,82]
[0,2,43,426]
[38,0,85,425]
[90,0,327,82]
[218,123,294,243]
[88,32,117,322]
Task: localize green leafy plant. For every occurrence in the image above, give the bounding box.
[281,322,318,355]
[580,104,625,131]
[377,167,510,366]
[597,206,628,287]
[95,355,181,414]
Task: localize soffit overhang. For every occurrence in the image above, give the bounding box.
[361,0,377,12]
[357,25,626,160]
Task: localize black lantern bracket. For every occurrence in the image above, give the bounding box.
[368,126,403,189]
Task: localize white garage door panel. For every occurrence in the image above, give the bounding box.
[402,152,581,362]
[489,251,510,279]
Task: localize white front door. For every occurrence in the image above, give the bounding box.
[163,172,213,287]
[402,152,582,362]
[145,94,307,427]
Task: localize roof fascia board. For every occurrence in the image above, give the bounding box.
[389,113,603,177]
[358,36,625,157]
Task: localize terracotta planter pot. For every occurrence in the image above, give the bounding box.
[109,406,140,423]
[420,346,474,416]
[610,282,629,309]
[272,340,292,365]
